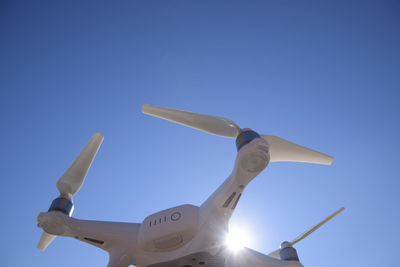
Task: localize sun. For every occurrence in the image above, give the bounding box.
[225,226,250,252]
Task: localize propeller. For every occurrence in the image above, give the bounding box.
[141,104,333,165]
[268,207,345,260]
[37,133,104,251]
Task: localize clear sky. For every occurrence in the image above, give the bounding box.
[1,1,399,266]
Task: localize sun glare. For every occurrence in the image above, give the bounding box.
[225,227,250,252]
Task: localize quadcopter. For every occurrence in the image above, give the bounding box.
[37,104,344,267]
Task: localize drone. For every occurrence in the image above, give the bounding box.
[37,104,344,267]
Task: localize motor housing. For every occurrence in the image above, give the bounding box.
[279,242,300,261]
[235,129,261,151]
[48,197,74,216]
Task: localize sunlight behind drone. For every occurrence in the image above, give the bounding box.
[225,226,251,252]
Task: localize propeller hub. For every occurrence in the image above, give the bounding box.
[235,129,261,151]
[48,197,74,216]
[280,241,291,249]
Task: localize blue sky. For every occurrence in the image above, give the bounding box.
[1,1,399,266]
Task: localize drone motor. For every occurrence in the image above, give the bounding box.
[48,197,74,216]
[279,241,300,262]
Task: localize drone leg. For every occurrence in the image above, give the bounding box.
[107,250,130,267]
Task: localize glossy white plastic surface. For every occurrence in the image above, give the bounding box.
[261,135,333,165]
[142,104,241,138]
[138,204,199,252]
[56,132,104,199]
[37,232,56,251]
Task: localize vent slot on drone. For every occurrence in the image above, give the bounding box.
[84,237,104,245]
[231,193,242,210]
[222,192,237,208]
[149,216,168,227]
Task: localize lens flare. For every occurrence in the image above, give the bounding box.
[225,227,249,252]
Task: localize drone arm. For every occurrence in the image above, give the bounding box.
[37,212,140,254]
[199,138,269,232]
[67,217,140,250]
[199,173,237,227]
[225,247,303,267]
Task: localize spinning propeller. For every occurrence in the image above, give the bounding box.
[142,104,333,165]
[37,133,104,251]
[268,207,345,260]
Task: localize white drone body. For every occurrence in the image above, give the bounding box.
[37,105,344,267]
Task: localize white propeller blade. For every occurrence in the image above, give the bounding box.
[142,104,241,138]
[37,133,103,251]
[290,206,344,246]
[37,232,56,251]
[261,135,333,165]
[268,207,345,259]
[56,132,104,199]
[142,104,332,165]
